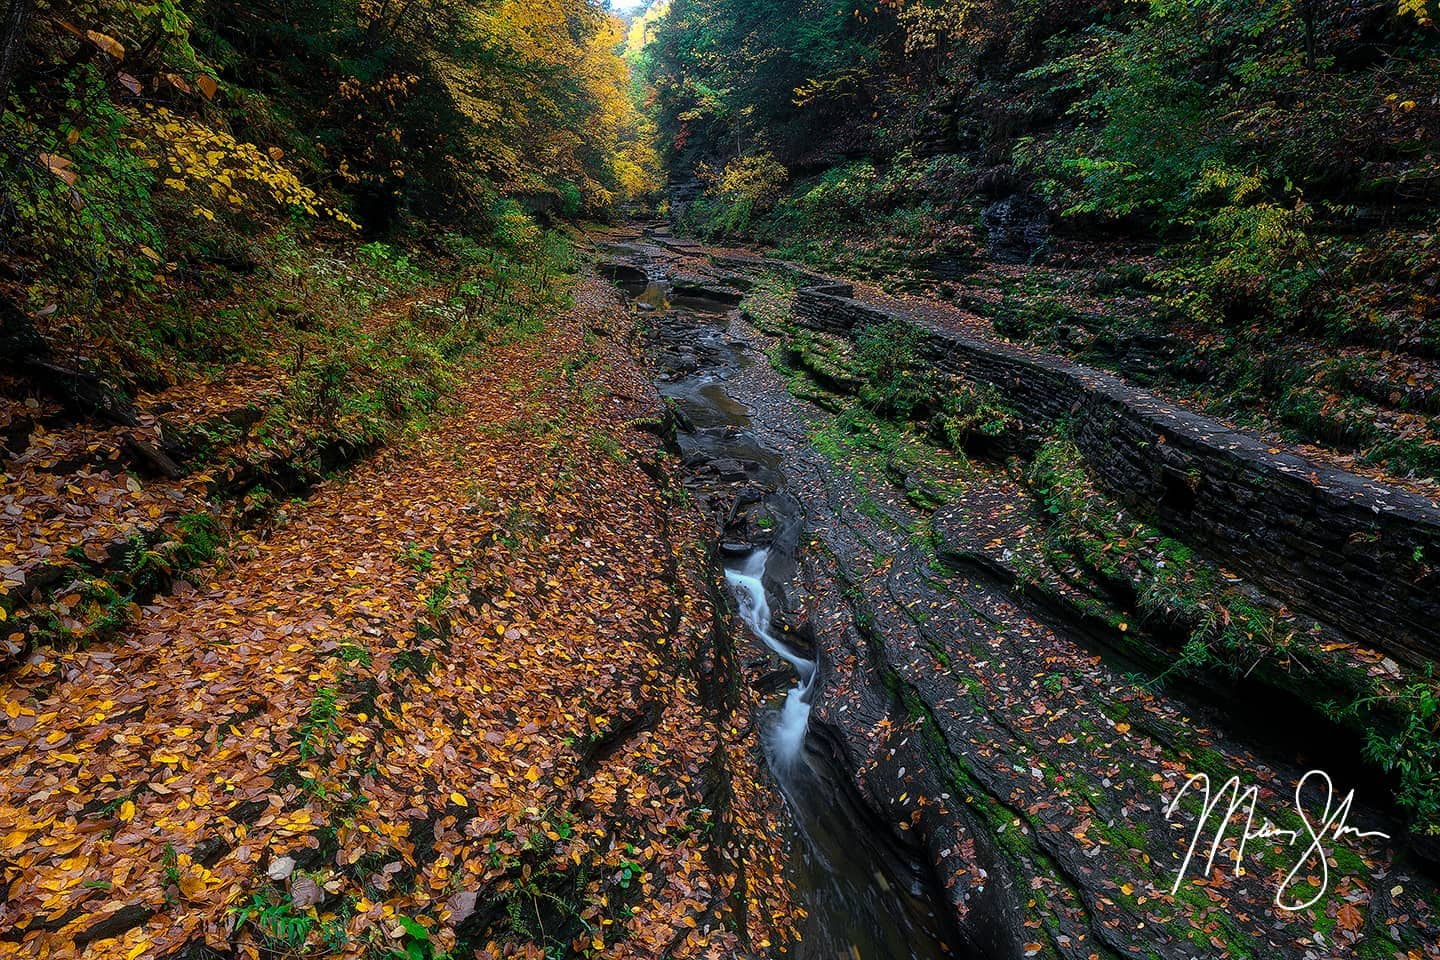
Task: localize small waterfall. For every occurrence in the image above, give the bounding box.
[725,549,815,766]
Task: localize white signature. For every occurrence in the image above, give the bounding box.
[1164,769,1390,911]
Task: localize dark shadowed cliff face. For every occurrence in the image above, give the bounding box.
[601,221,1440,960]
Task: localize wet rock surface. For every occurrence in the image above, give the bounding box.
[617,235,965,958]
[599,223,1440,960]
[981,194,1053,264]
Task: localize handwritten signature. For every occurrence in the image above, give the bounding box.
[1164,769,1390,911]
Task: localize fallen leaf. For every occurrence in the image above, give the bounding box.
[290,875,322,908]
[85,29,125,59]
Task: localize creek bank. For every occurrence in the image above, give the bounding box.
[1,252,528,674]
[0,273,803,959]
[783,273,1440,863]
[597,223,1440,960]
[792,282,1440,668]
[0,367,388,673]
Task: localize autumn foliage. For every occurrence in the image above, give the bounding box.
[0,278,795,958]
[0,0,656,313]
[0,13,697,951]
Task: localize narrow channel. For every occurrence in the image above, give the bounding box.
[725,549,813,768]
[610,253,966,960]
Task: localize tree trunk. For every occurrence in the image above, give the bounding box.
[0,0,31,103]
[1300,0,1319,70]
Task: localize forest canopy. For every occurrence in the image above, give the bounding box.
[0,0,659,309]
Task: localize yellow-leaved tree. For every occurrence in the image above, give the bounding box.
[434,0,658,210]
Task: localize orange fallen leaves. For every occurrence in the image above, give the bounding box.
[0,277,793,958]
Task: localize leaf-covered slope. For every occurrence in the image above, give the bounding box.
[0,276,792,959]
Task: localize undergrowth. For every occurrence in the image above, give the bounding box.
[1026,435,1440,835]
[6,202,576,664]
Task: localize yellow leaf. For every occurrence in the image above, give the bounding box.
[525,765,540,783]
[1114,722,1131,735]
[1121,882,1134,895]
[86,30,125,60]
[449,792,467,807]
[127,941,147,960]
[196,74,218,100]
[119,800,136,821]
[178,871,209,898]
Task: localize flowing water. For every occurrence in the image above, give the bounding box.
[724,548,962,960]
[614,260,967,960]
[724,549,814,768]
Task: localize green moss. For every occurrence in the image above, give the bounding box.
[1092,819,1149,852]
[1172,883,1261,957]
[737,270,800,334]
[852,319,933,419]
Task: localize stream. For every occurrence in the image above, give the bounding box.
[609,253,965,960]
[725,550,812,768]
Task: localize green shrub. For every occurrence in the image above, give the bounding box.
[1334,667,1440,835]
[2,65,166,295]
[853,319,932,419]
[793,160,879,225]
[696,152,790,236]
[938,384,1019,447]
[359,242,430,290]
[1156,167,1320,326]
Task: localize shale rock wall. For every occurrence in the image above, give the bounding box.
[794,284,1440,665]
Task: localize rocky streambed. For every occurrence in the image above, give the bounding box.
[600,225,1440,960]
[607,246,964,958]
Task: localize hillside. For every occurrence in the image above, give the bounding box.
[639,0,1440,486]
